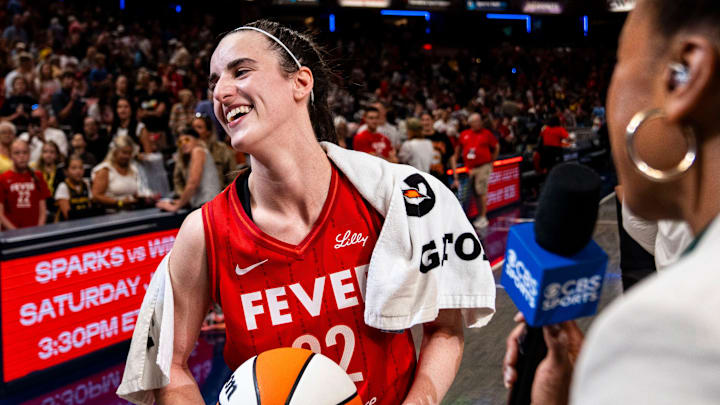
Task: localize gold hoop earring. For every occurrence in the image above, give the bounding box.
[625,108,697,182]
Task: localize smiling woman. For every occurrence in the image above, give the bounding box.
[117,20,494,405]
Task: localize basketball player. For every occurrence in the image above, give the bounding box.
[156,21,467,405]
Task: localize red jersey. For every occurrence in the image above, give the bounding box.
[202,166,416,405]
[541,126,569,147]
[0,169,50,229]
[353,130,393,158]
[459,128,498,169]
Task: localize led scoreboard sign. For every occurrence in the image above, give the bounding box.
[1,228,178,383]
[338,0,391,7]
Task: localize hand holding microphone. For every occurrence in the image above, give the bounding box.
[504,313,584,405]
[500,162,608,405]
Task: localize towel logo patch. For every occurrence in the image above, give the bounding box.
[420,232,485,273]
[402,174,435,217]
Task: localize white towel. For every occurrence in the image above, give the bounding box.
[322,142,495,329]
[117,254,174,405]
[117,143,496,403]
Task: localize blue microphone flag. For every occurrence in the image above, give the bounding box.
[501,222,608,327]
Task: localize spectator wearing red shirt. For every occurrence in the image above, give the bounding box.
[452,113,499,229]
[353,107,397,162]
[0,139,50,230]
[539,115,571,171]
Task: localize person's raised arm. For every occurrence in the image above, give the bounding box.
[154,210,211,404]
[402,309,464,405]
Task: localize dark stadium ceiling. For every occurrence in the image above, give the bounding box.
[144,0,633,15]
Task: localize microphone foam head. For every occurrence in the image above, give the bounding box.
[534,163,602,256]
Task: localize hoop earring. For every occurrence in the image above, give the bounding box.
[625,108,697,182]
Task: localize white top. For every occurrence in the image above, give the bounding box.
[572,215,720,405]
[19,127,69,162]
[189,149,221,208]
[398,138,435,173]
[54,179,92,200]
[91,161,138,199]
[114,121,145,140]
[621,201,693,269]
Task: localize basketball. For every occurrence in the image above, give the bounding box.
[218,347,363,405]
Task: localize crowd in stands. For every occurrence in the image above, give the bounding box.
[0,0,613,231]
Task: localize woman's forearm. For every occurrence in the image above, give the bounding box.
[403,309,464,405]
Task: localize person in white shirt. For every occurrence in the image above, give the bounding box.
[398,117,434,173]
[18,105,68,162]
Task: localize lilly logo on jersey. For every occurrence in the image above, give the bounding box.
[334,230,368,249]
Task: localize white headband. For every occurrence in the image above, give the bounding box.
[232,26,315,104]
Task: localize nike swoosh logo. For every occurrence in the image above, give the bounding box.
[235,259,268,276]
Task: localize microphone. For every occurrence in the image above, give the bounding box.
[501,163,608,405]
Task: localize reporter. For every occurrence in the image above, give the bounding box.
[504,1,720,403]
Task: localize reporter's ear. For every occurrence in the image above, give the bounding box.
[664,34,720,127]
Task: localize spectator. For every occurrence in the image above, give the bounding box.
[55,153,99,221]
[423,112,454,185]
[83,116,111,164]
[91,135,141,212]
[398,117,434,172]
[136,74,169,135]
[356,101,403,148]
[110,97,146,148]
[88,53,109,90]
[0,122,17,174]
[160,126,220,212]
[539,115,571,172]
[69,133,96,177]
[111,74,132,108]
[30,140,64,221]
[195,88,225,139]
[0,139,50,230]
[169,89,195,136]
[191,113,236,188]
[2,14,28,46]
[0,76,36,128]
[87,82,115,129]
[452,113,499,229]
[34,62,61,103]
[18,106,68,163]
[334,115,349,149]
[353,107,397,162]
[168,39,191,70]
[51,71,86,133]
[5,52,35,99]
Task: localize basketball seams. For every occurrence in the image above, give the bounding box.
[285,352,316,405]
[253,356,261,404]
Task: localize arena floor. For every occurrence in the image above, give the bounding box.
[0,198,623,405]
